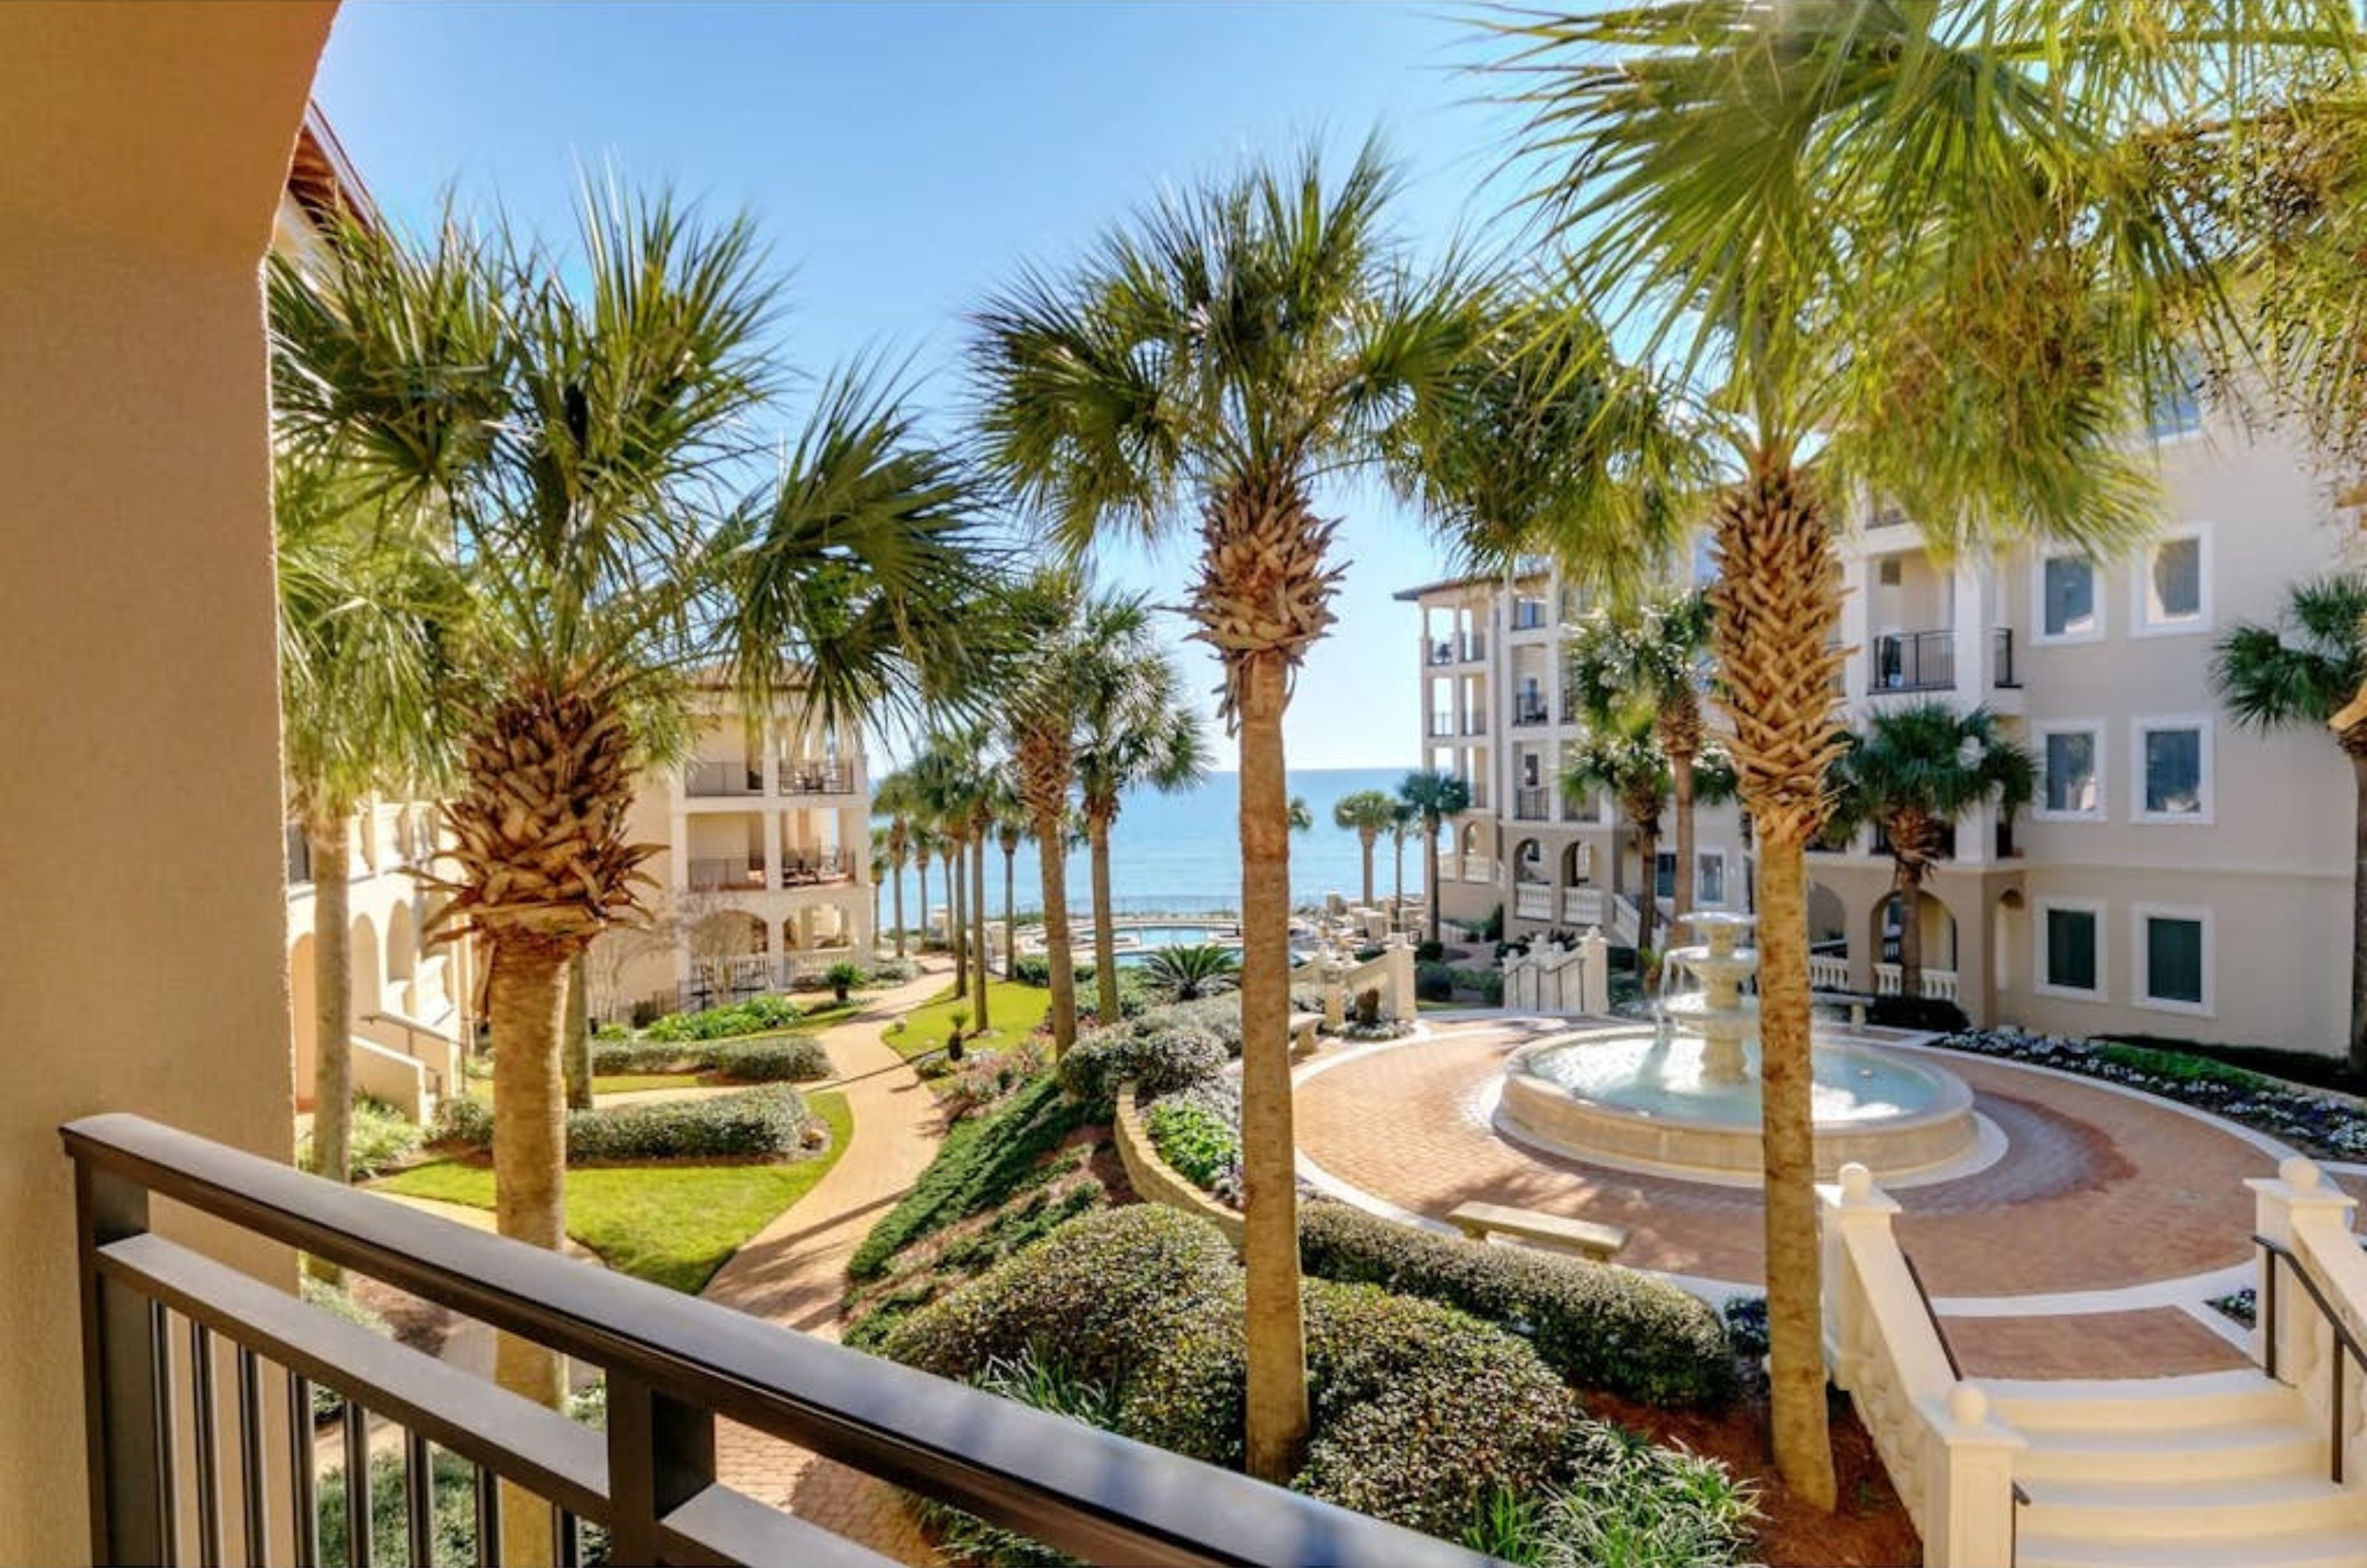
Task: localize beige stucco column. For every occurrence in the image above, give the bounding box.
[0,5,336,1561]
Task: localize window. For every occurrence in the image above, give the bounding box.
[2146,374,2205,442]
[2136,906,2212,1013]
[2134,527,2209,634]
[2038,554,2100,642]
[1697,851,1727,908]
[2037,901,2104,998]
[1652,851,1677,900]
[2037,726,2103,820]
[2134,720,2211,822]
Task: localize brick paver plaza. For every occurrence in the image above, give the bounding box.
[1294,1018,2283,1381]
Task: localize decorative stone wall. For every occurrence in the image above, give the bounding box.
[1112,1081,1243,1248]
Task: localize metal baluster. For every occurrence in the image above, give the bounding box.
[234,1348,265,1567]
[151,1300,181,1564]
[473,1466,502,1568]
[2334,1340,2347,1486]
[189,1320,222,1568]
[405,1430,433,1568]
[288,1373,318,1568]
[553,1507,579,1568]
[2264,1251,2282,1379]
[341,1402,369,1568]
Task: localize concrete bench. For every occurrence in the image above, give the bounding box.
[1815,988,1877,1029]
[1289,1012,1323,1061]
[1445,1201,1629,1263]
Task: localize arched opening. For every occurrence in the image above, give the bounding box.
[1513,837,1546,884]
[1871,889,1958,977]
[1459,822,1482,859]
[385,900,417,985]
[289,933,317,1108]
[1994,888,2026,993]
[350,911,382,1019]
[1561,840,1593,888]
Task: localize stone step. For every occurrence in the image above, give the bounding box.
[2019,1473,2366,1541]
[1982,1370,2297,1433]
[2016,1419,2329,1483]
[2016,1525,2367,1568]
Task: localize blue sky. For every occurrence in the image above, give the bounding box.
[312,2,1531,768]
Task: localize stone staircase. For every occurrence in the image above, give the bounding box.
[1992,1370,2367,1568]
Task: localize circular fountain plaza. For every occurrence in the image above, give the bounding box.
[1292,911,2329,1380]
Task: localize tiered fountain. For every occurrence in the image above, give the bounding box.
[1497,912,1979,1182]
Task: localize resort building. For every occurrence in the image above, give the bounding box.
[1402,400,2361,1056]
[587,687,875,1022]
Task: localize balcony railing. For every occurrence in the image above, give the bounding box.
[1990,626,2019,689]
[1510,601,1549,632]
[780,848,848,887]
[1868,630,1955,694]
[1427,713,1454,739]
[64,1114,1481,1568]
[683,759,762,797]
[1510,695,1549,728]
[777,760,854,797]
[1426,638,1454,666]
[1462,713,1488,737]
[1459,632,1488,663]
[1513,884,1554,920]
[687,857,766,891]
[1513,787,1550,821]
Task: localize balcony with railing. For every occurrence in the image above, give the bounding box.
[1867,627,2019,697]
[1425,637,1454,666]
[687,856,767,892]
[1459,632,1487,663]
[779,848,848,887]
[1510,694,1549,729]
[776,759,854,797]
[683,759,763,797]
[1462,712,1488,737]
[1513,786,1550,822]
[1427,712,1454,739]
[64,1114,1481,1568]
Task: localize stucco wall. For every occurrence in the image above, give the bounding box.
[0,6,336,1559]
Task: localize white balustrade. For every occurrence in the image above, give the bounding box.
[1462,857,1496,885]
[1561,888,1604,925]
[1871,964,1959,1002]
[1809,953,1852,990]
[1513,885,1553,921]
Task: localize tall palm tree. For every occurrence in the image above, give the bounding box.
[1388,800,1418,930]
[973,140,1472,1480]
[274,454,458,1192]
[269,186,990,1535]
[911,822,939,955]
[2215,574,2367,1072]
[1398,768,1472,946]
[868,826,890,941]
[874,768,918,959]
[1077,615,1211,1022]
[1488,2,2343,1500]
[1829,705,2033,1000]
[1569,591,1715,925]
[1564,717,1674,958]
[1286,795,1315,836]
[909,737,978,1007]
[993,768,1027,979]
[1331,788,1401,910]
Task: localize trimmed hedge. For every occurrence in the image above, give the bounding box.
[1297,1201,1734,1408]
[1415,962,1455,1002]
[642,994,804,1042]
[848,1073,1089,1277]
[1867,993,1969,1033]
[434,1086,811,1163]
[591,1035,831,1083]
[1145,1099,1238,1191]
[1056,1020,1226,1108]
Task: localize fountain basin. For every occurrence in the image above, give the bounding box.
[1499,1027,1979,1182]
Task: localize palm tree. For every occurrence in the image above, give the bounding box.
[274,454,458,1191]
[1488,3,2341,1501]
[1077,615,1211,1023]
[1398,768,1472,946]
[1564,717,1674,958]
[911,822,939,955]
[1829,705,2033,1000]
[1286,795,1315,836]
[1388,800,1418,930]
[908,736,980,1010]
[993,770,1027,979]
[1141,944,1241,1003]
[875,769,918,959]
[973,140,1472,1480]
[269,186,990,1529]
[868,826,890,940]
[2215,574,2367,1072]
[1331,789,1401,909]
[1570,592,1715,925]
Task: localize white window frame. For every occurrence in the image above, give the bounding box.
[2033,896,2109,1001]
[2131,902,2215,1018]
[2130,716,2215,825]
[2130,523,2212,638]
[2145,366,2209,445]
[2032,720,2107,823]
[2032,550,2105,646]
[1695,848,1730,909]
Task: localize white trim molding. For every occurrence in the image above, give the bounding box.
[2031,549,2105,646]
[2128,521,2212,639]
[2032,719,2107,823]
[2033,895,2109,1001]
[2130,714,2215,825]
[2131,901,2215,1018]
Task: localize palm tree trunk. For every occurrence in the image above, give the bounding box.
[1358,828,1376,909]
[1710,454,1843,1510]
[1033,809,1078,1052]
[1671,746,1698,925]
[1635,829,1659,957]
[1090,813,1120,1023]
[971,832,990,1032]
[948,839,968,1004]
[2352,755,2367,1078]
[1237,656,1310,1482]
[1002,844,1017,981]
[891,851,908,959]
[307,818,354,1189]
[562,952,593,1109]
[1895,860,1925,1001]
[872,877,881,943]
[1393,834,1406,930]
[487,936,570,1565]
[1425,825,1443,945]
[919,858,933,953]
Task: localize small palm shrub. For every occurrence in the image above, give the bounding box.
[824,960,866,1004]
[1297,1201,1735,1407]
[1525,1425,1760,1568]
[1137,943,1240,1002]
[1056,1020,1226,1108]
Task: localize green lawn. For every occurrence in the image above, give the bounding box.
[882,980,1052,1059]
[372,1091,853,1292]
[592,1072,704,1095]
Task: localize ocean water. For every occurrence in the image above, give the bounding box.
[877,766,1425,922]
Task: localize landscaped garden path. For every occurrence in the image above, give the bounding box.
[1295,1016,2285,1382]
[698,956,964,1562]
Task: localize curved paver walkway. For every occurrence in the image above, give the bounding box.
[697,956,962,1563]
[1296,1017,2286,1382]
